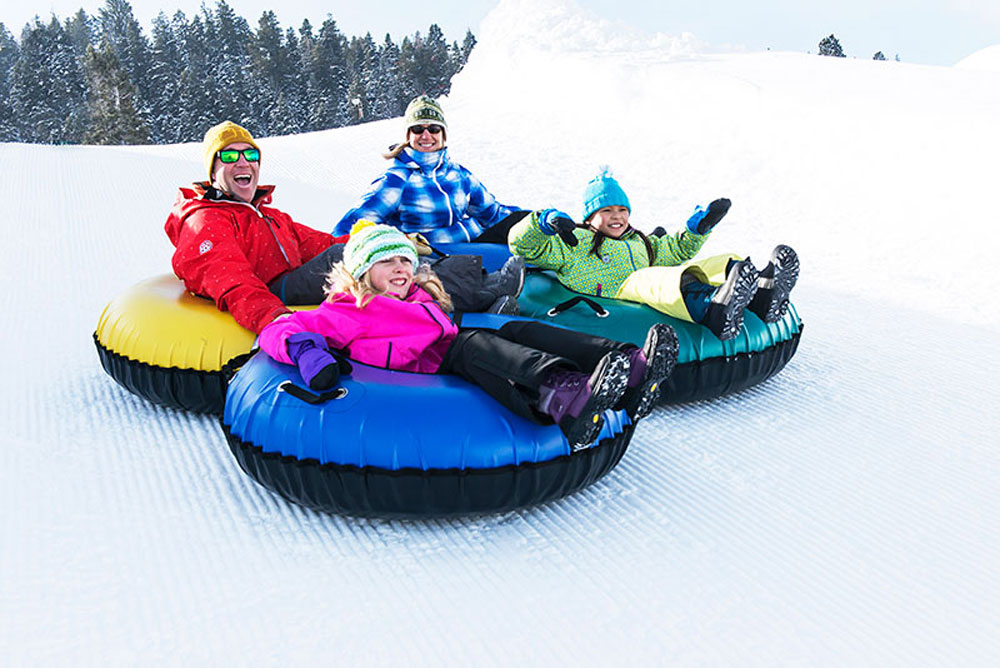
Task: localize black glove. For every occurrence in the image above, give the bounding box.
[536,209,579,247]
[686,198,732,235]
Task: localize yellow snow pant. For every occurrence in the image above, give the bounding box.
[614,253,742,322]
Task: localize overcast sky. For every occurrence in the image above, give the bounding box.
[3,0,998,66]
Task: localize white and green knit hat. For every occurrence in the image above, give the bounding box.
[344,221,418,279]
[404,95,448,131]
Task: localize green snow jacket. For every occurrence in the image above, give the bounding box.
[508,211,710,297]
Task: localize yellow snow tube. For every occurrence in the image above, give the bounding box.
[94,274,308,414]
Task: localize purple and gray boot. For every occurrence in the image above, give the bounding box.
[618,323,679,420]
[537,350,630,449]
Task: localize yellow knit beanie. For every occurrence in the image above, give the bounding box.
[202,121,260,180]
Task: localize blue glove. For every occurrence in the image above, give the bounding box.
[536,209,578,247]
[686,198,731,235]
[286,332,340,391]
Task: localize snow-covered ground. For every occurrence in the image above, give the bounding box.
[2,0,998,663]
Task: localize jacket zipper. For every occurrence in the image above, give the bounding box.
[216,199,293,267]
[427,156,463,240]
[420,303,448,342]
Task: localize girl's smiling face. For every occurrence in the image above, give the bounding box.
[589,205,630,238]
[367,255,414,296]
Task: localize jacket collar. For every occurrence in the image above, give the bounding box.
[193,181,276,207]
[396,146,447,173]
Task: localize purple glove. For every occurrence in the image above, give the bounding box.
[286,332,340,391]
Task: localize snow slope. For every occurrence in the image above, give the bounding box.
[955,44,1000,71]
[2,0,998,664]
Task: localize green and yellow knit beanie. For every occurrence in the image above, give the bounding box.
[344,221,418,280]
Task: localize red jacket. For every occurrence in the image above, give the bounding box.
[165,183,342,334]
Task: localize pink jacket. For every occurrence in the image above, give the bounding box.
[258,285,459,373]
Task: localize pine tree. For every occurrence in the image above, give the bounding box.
[818,34,845,58]
[308,17,350,130]
[459,29,476,66]
[295,19,318,132]
[252,10,284,128]
[420,24,453,97]
[83,38,150,144]
[98,0,154,122]
[273,26,309,135]
[10,17,88,143]
[0,23,19,140]
[147,12,186,143]
[346,33,379,124]
[373,34,404,120]
[176,14,218,141]
[211,1,257,134]
[64,10,96,57]
[397,35,420,103]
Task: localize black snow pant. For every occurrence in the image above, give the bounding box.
[268,244,498,312]
[438,320,635,422]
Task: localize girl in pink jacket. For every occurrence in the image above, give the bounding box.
[259,223,679,448]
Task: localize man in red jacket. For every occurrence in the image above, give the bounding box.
[165,121,522,334]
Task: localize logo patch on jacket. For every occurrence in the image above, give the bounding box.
[199,240,213,255]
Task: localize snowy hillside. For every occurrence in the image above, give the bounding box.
[2,0,998,664]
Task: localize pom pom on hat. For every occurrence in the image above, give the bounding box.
[343,222,418,280]
[582,166,631,222]
[203,120,260,180]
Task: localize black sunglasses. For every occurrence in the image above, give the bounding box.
[217,148,260,163]
[408,124,443,135]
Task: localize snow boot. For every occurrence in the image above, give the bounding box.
[748,244,799,323]
[485,295,520,315]
[617,323,679,420]
[483,256,525,299]
[702,258,760,341]
[537,350,630,449]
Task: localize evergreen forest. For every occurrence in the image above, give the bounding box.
[0,0,476,145]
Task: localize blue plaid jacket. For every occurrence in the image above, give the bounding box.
[334,147,517,243]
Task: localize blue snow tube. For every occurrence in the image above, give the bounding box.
[220,314,634,517]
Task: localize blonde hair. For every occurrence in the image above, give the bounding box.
[326,261,454,312]
[382,143,408,160]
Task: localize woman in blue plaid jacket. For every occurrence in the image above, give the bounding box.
[334,96,522,245]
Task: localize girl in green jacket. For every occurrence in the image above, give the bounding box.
[507,169,799,341]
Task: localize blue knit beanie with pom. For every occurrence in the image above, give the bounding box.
[582,167,631,222]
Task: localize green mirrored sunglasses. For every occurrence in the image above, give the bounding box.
[217,148,260,164]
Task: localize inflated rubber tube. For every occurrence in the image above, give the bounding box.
[435,243,804,404]
[517,272,803,403]
[95,244,802,415]
[221,316,634,517]
[94,275,257,414]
